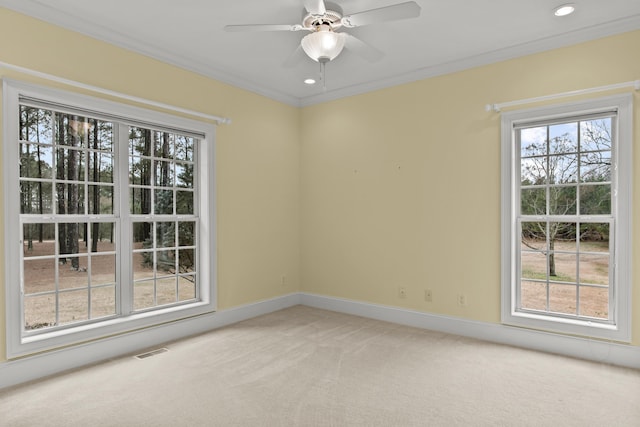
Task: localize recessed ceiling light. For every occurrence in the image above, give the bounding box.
[304,78,316,85]
[554,4,575,17]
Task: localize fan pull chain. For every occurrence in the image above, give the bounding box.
[319,58,328,92]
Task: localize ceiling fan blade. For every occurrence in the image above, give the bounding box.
[341,1,421,28]
[343,34,384,62]
[304,0,326,15]
[224,24,303,32]
[283,46,306,68]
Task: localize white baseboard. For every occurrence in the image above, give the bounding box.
[2,291,637,390]
[300,293,640,370]
[0,293,301,390]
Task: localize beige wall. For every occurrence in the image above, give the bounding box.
[1,7,639,366]
[0,9,301,361]
[300,30,640,346]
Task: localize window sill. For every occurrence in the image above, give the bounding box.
[503,310,629,343]
[11,301,215,359]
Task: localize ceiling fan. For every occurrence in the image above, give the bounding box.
[224,0,421,87]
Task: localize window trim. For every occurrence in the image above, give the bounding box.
[501,93,632,342]
[3,79,217,358]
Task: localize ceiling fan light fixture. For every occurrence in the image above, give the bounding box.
[553,4,575,17]
[301,25,345,62]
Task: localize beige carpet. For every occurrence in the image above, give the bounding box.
[1,305,639,426]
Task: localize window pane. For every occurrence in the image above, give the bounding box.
[580,185,610,215]
[91,254,116,286]
[580,151,611,182]
[549,186,576,215]
[521,221,547,246]
[89,185,113,214]
[23,223,55,256]
[155,190,173,214]
[134,281,155,310]
[87,120,114,152]
[520,280,547,311]
[521,250,547,281]
[59,256,88,290]
[580,119,612,152]
[520,127,547,157]
[91,285,116,319]
[549,123,577,154]
[579,286,608,319]
[520,188,545,215]
[20,143,53,178]
[58,289,89,325]
[58,223,88,257]
[579,224,609,252]
[20,106,53,144]
[178,249,195,274]
[178,276,196,301]
[57,148,85,180]
[132,218,154,280]
[133,253,155,281]
[92,223,115,253]
[157,222,175,248]
[24,259,56,294]
[20,181,53,214]
[24,294,57,330]
[56,182,85,215]
[133,222,153,248]
[520,157,546,186]
[157,249,176,274]
[579,254,609,286]
[549,284,576,315]
[549,155,578,184]
[176,191,194,215]
[61,115,92,146]
[129,157,152,186]
[130,187,152,214]
[88,152,114,183]
[178,222,195,247]
[550,253,576,283]
[155,160,174,187]
[175,136,194,162]
[176,163,194,188]
[155,132,175,159]
[129,127,152,157]
[549,222,576,251]
[157,277,177,305]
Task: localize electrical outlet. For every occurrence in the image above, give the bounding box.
[424,289,433,302]
[398,287,407,299]
[457,293,467,306]
[281,275,286,286]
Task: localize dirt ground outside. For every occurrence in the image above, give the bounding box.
[21,238,610,331]
[521,238,609,319]
[22,240,195,330]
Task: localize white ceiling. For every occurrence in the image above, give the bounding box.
[2,0,640,106]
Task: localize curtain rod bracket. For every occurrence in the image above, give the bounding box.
[485,103,499,113]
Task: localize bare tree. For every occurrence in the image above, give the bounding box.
[521,120,611,276]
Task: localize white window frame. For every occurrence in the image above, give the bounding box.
[3,79,217,358]
[501,94,632,341]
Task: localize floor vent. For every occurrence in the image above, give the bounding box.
[134,348,169,359]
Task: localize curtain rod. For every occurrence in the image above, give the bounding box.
[0,61,232,125]
[485,80,640,113]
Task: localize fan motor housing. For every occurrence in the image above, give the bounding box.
[302,2,343,30]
